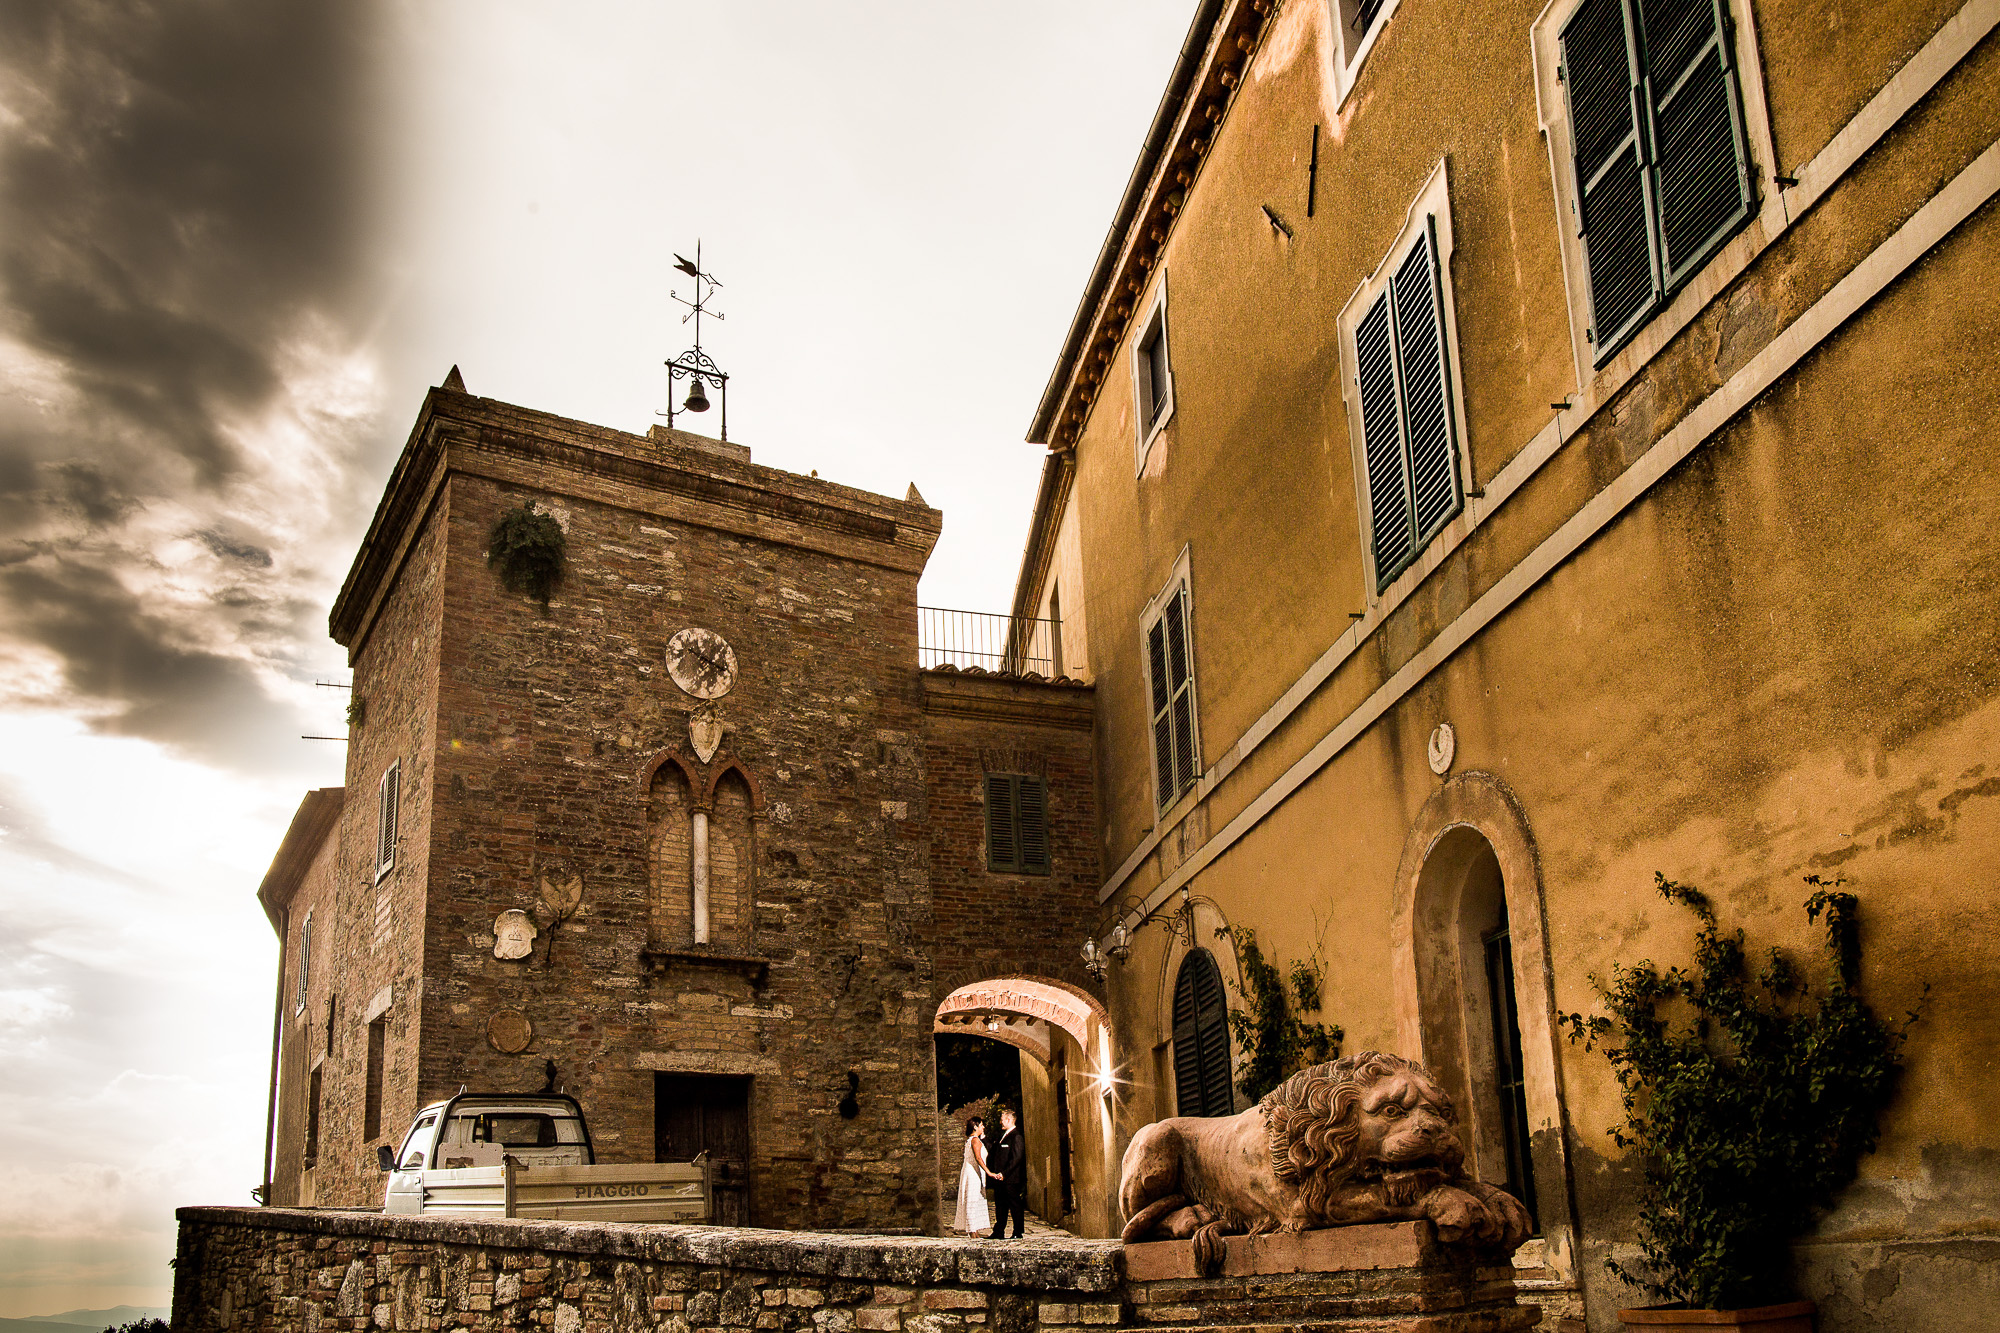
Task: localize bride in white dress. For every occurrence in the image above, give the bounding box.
[951,1118,992,1236]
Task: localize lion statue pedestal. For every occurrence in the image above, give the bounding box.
[1117,1053,1536,1332]
[1124,1219,1539,1332]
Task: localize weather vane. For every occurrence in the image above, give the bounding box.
[660,241,730,440]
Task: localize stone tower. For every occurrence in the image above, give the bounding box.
[314,379,945,1228]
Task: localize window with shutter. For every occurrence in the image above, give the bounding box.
[1142,568,1201,812]
[1131,277,1175,471]
[1561,0,1751,364]
[295,912,313,1013]
[985,773,1050,876]
[1172,949,1234,1117]
[1348,205,1464,593]
[1016,778,1049,874]
[375,761,400,881]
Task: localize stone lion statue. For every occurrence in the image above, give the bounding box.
[1119,1052,1532,1269]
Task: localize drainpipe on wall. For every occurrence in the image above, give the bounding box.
[260,908,289,1206]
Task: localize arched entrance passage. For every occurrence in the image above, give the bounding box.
[934,976,1106,1059]
[1391,771,1576,1277]
[933,977,1114,1238]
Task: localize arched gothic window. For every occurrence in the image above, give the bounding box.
[648,764,693,946]
[1172,948,1233,1117]
[707,770,753,949]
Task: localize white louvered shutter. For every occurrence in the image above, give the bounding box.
[376,762,400,878]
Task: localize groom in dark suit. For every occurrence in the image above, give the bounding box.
[986,1106,1026,1239]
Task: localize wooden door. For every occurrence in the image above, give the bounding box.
[655,1073,752,1225]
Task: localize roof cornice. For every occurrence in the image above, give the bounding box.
[329,387,943,656]
[1026,0,1276,447]
[255,788,344,932]
[1008,448,1076,624]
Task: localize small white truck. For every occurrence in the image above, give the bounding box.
[377,1092,711,1223]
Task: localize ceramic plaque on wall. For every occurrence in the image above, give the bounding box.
[487,1009,533,1054]
[493,908,538,960]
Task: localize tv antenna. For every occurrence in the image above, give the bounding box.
[660,241,730,440]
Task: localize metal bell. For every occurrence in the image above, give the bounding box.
[683,377,710,412]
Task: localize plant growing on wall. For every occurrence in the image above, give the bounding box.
[1214,925,1343,1103]
[488,503,566,607]
[1561,874,1919,1311]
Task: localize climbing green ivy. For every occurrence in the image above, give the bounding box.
[1215,925,1343,1103]
[1561,874,1919,1311]
[488,504,566,607]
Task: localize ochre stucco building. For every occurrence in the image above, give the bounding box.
[1009,0,1999,1329]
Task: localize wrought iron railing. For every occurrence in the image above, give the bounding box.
[918,607,1067,677]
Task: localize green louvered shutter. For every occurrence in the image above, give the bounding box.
[1640,0,1752,289]
[985,773,1018,872]
[1356,293,1411,587]
[1173,949,1234,1117]
[1164,590,1198,793]
[1147,618,1175,807]
[1017,778,1049,874]
[1563,0,1662,361]
[1393,224,1462,552]
[1147,585,1200,810]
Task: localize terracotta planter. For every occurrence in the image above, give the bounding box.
[1617,1300,1814,1331]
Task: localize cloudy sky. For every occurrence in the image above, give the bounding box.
[0,1,1189,1315]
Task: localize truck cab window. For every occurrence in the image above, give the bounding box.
[398,1113,435,1170]
[469,1113,563,1147]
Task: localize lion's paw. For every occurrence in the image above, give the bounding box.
[1421,1184,1534,1250]
[1421,1186,1486,1243]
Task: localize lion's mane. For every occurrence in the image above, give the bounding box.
[1259,1052,1458,1220]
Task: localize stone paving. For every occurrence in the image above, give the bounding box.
[936,1200,1072,1240]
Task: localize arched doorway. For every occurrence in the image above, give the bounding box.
[933,977,1114,1238]
[1392,772,1576,1277]
[1411,828,1536,1222]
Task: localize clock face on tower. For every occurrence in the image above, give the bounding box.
[665,627,738,700]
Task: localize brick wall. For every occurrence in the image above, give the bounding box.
[920,671,1100,1001]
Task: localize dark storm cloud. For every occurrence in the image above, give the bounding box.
[0,558,311,771]
[0,0,380,483]
[0,0,384,771]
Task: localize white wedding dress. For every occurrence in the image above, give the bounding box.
[952,1136,992,1234]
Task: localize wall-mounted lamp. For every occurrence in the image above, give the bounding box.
[1082,937,1106,981]
[1107,922,1132,963]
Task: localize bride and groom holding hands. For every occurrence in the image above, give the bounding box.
[952,1106,1026,1238]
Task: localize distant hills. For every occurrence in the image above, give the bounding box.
[0,1307,170,1333]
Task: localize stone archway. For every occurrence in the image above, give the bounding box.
[933,976,1115,1238]
[934,975,1107,1061]
[1390,771,1577,1280]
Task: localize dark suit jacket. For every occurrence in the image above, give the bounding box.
[990,1127,1026,1187]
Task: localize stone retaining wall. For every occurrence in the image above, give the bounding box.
[172,1207,1530,1333]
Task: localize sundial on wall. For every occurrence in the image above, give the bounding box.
[665,627,737,700]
